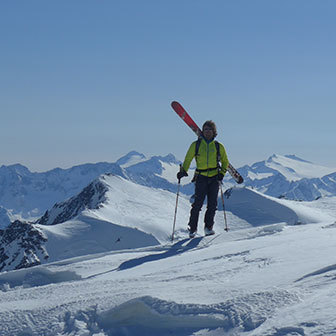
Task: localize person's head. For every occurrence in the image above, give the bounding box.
[202,120,217,140]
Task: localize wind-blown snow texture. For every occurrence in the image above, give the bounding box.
[0,172,336,334]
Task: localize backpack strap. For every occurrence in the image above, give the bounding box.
[195,137,202,157]
[214,140,222,174]
[214,141,221,166]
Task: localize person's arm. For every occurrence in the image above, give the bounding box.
[182,142,196,173]
[219,144,229,176]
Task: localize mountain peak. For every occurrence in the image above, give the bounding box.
[267,154,311,164]
[283,154,312,163]
[116,151,147,168]
[0,163,31,176]
[264,154,335,181]
[37,177,109,225]
[155,153,180,164]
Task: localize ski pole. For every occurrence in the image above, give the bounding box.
[171,178,181,242]
[219,181,228,232]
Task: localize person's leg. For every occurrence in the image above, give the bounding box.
[204,177,219,230]
[188,175,207,233]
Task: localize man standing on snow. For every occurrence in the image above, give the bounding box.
[177,120,229,238]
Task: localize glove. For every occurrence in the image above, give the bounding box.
[217,173,224,181]
[177,168,188,180]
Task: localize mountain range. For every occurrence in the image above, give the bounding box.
[0,152,335,224]
[1,154,336,335]
[0,152,335,273]
[1,169,334,273]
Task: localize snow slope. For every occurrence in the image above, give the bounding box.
[0,212,335,335]
[2,174,333,273]
[0,162,124,219]
[116,151,147,168]
[242,154,336,182]
[1,174,336,335]
[238,154,336,200]
[32,176,336,265]
[223,187,333,227]
[36,174,192,263]
[266,154,335,181]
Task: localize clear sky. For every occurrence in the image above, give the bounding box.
[1,0,335,172]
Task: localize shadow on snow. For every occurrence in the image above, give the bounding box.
[117,237,204,271]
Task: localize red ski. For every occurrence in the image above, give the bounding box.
[171,101,244,184]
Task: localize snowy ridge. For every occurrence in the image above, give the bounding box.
[37,177,109,225]
[237,154,336,200]
[266,154,335,180]
[1,174,334,272]
[33,174,192,263]
[0,161,125,219]
[222,186,332,227]
[116,151,147,168]
[245,154,336,182]
[1,153,336,335]
[1,152,336,222]
[0,174,191,271]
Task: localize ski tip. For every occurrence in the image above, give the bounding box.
[171,101,178,107]
[237,176,244,184]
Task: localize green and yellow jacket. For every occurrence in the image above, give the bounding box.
[182,138,229,178]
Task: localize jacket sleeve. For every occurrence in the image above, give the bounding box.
[182,142,196,173]
[219,143,229,175]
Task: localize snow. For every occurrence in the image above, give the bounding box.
[0,206,11,229]
[117,151,148,168]
[156,160,196,186]
[266,154,336,181]
[2,152,336,222]
[158,161,180,184]
[1,176,336,335]
[247,172,273,180]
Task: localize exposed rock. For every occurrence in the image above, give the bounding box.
[37,178,108,225]
[0,220,49,272]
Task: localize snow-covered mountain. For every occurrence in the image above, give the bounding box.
[242,154,335,181]
[37,178,109,226]
[0,162,125,219]
[0,152,183,220]
[238,154,336,201]
[1,154,336,334]
[0,174,192,272]
[2,172,333,273]
[0,186,335,335]
[116,150,147,168]
[0,152,335,225]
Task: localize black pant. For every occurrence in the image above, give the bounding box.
[188,175,219,232]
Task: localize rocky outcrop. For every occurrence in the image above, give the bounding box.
[37,178,108,225]
[0,220,49,272]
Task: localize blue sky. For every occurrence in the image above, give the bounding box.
[1,0,335,172]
